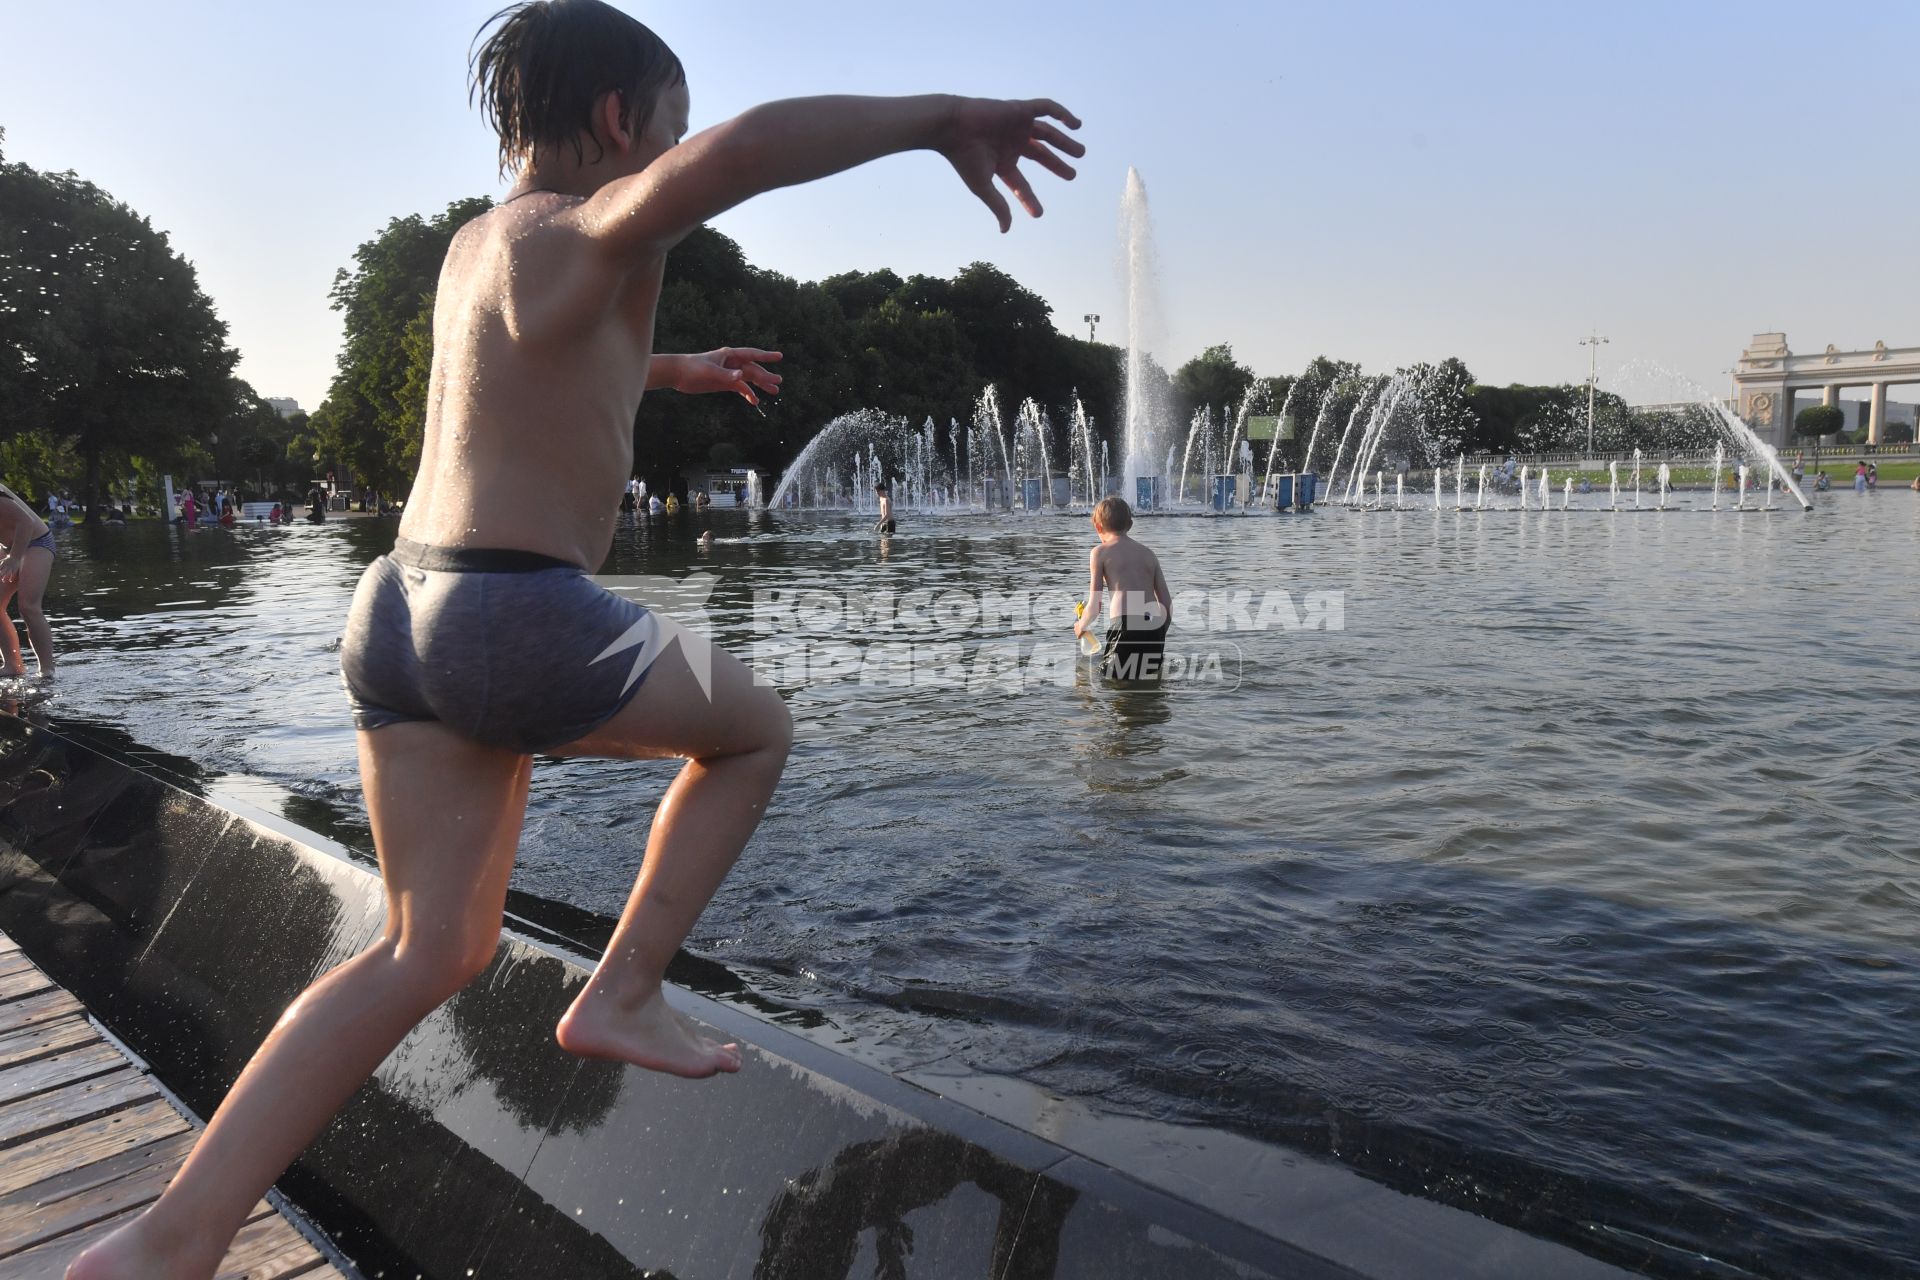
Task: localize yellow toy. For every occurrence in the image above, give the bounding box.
[1074,601,1100,656]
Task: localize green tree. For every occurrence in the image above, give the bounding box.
[0,130,238,516]
[1794,403,1844,439]
[1287,357,1363,462]
[1402,358,1476,462]
[320,196,493,493]
[1171,342,1255,424]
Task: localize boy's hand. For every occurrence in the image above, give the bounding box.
[939,98,1084,233]
[676,348,784,406]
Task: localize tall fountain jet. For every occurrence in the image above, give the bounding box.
[1119,167,1165,495]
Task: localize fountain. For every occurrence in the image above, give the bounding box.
[1656,462,1671,511]
[1119,168,1166,495]
[1342,374,1420,507]
[1068,398,1102,506]
[1562,477,1573,510]
[1539,468,1550,510]
[1300,394,1340,479]
[1012,398,1055,508]
[770,408,971,511]
[1736,463,1750,509]
[1709,402,1811,510]
[1631,448,1643,509]
[1475,464,1488,510]
[1711,442,1725,511]
[1519,466,1530,511]
[1608,461,1621,510]
[1323,378,1381,500]
[1260,381,1301,498]
[1176,407,1208,505]
[1454,456,1466,510]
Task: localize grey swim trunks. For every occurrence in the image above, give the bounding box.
[340,538,665,753]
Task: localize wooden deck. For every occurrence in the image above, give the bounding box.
[0,930,348,1280]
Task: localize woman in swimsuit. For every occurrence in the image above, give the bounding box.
[0,481,58,678]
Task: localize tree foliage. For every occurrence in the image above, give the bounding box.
[1403,357,1476,461]
[0,129,238,513]
[320,195,493,494]
[1171,342,1255,424]
[1794,403,1844,438]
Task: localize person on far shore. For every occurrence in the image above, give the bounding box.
[0,480,58,679]
[1854,461,1868,494]
[1074,496,1171,682]
[1815,470,1830,491]
[1866,463,1878,489]
[873,483,895,534]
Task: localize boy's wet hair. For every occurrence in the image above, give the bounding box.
[874,483,890,495]
[470,0,685,177]
[1092,496,1133,533]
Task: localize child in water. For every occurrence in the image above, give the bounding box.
[67,3,1081,1277]
[1073,496,1171,681]
[874,482,895,534]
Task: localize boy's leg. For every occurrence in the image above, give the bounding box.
[16,546,56,675]
[551,636,790,1077]
[68,723,531,1280]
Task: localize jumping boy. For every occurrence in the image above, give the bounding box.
[68,3,1081,1277]
[1073,496,1171,682]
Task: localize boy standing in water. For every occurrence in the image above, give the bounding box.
[874,482,896,534]
[1073,496,1171,682]
[70,3,1080,1277]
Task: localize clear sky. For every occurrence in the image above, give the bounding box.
[4,0,1916,413]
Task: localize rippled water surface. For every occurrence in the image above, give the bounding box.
[27,496,1920,1278]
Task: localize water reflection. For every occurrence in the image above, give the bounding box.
[753,1128,1076,1280]
[441,951,625,1135]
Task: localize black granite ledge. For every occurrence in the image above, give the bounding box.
[0,713,1637,1280]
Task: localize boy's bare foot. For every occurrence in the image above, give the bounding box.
[556,986,742,1078]
[66,1212,213,1280]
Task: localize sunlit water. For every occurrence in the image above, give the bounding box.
[26,496,1920,1279]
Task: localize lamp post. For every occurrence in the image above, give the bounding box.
[1580,333,1608,455]
[1083,313,1100,343]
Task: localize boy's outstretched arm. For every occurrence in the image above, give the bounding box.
[584,95,1083,258]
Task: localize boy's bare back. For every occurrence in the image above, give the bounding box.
[400,173,683,569]
[1092,535,1169,623]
